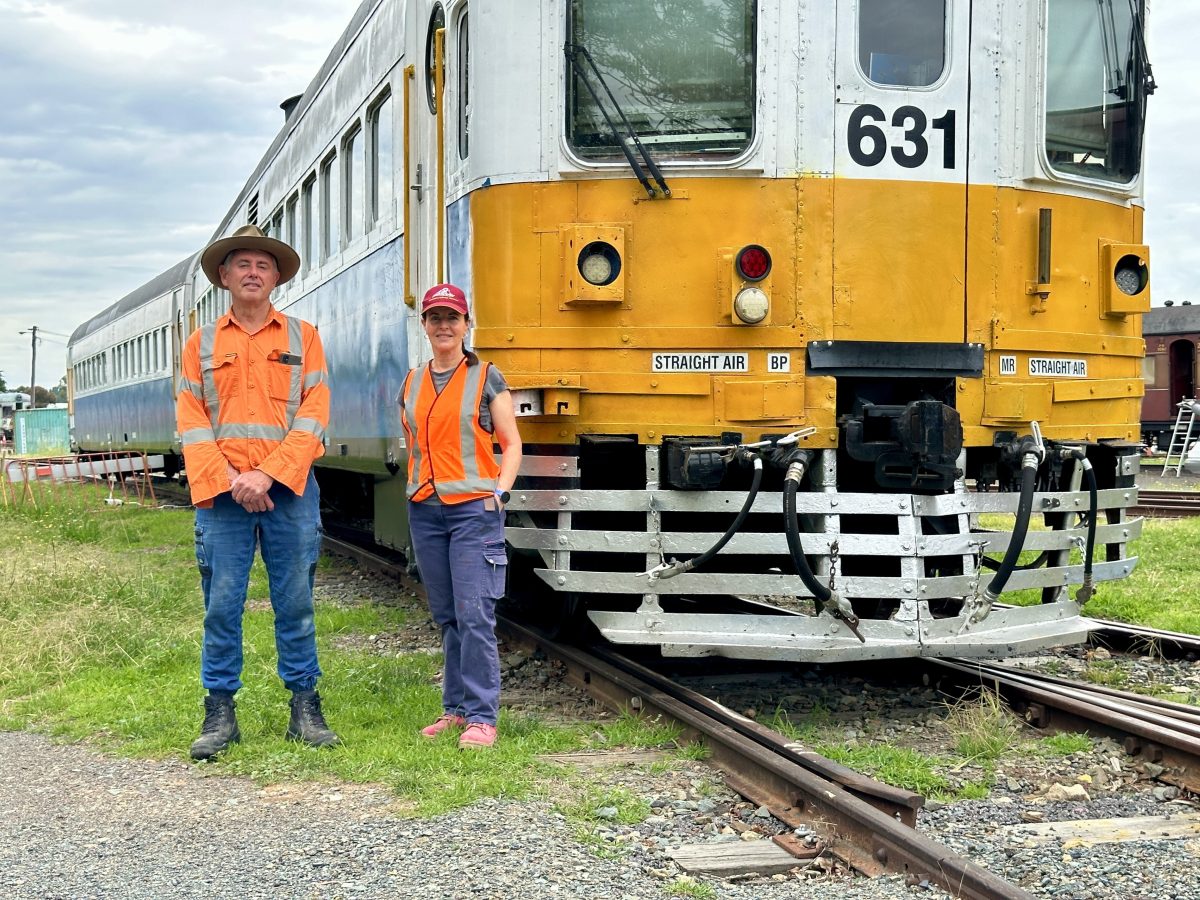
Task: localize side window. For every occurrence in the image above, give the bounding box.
[343,124,364,244]
[858,0,946,87]
[286,192,299,253]
[1044,0,1147,184]
[368,91,394,227]
[320,152,339,261]
[425,4,446,114]
[302,174,318,271]
[457,10,470,159]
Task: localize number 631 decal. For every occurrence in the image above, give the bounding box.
[847,104,957,169]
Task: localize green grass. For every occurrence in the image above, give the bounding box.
[0,491,679,815]
[1035,733,1093,756]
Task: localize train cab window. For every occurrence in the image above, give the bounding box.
[343,125,364,244]
[566,0,756,160]
[302,176,318,272]
[457,10,470,159]
[368,92,393,226]
[858,0,946,87]
[320,152,339,261]
[1044,0,1149,184]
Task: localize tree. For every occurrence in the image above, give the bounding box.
[17,385,57,407]
[52,375,67,404]
[0,370,7,391]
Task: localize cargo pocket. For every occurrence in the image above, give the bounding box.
[482,539,508,600]
[194,524,211,578]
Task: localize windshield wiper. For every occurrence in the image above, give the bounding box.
[565,42,671,199]
[1126,0,1156,95]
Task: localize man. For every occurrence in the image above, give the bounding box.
[177,224,338,760]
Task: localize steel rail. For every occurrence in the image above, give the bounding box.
[497,618,1030,899]
[930,659,1200,793]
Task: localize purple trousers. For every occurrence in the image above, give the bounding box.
[408,498,506,725]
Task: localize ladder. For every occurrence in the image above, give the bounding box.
[1163,399,1199,476]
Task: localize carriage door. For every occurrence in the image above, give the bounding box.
[832,0,969,343]
[405,0,450,368]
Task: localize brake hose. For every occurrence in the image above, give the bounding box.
[981,454,1038,603]
[650,454,763,579]
[1066,447,1098,603]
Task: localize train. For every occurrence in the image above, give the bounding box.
[68,0,1154,663]
[1140,303,1199,451]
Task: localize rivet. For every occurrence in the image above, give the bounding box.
[621,334,631,343]
[558,535,568,545]
[648,431,656,439]
[557,576,567,585]
[558,495,568,505]
[831,499,838,507]
[506,334,515,342]
[904,585,913,593]
[650,381,658,388]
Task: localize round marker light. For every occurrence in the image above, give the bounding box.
[578,241,622,286]
[733,286,769,324]
[736,244,771,282]
[1113,254,1148,296]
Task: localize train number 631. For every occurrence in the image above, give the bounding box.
[847,105,957,170]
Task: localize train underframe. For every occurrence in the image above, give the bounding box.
[502,382,1143,663]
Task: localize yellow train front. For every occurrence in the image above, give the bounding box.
[426,0,1152,660]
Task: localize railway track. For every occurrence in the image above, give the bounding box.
[1131,489,1200,517]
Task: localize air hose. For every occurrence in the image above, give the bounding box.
[1065,447,1098,603]
[649,453,763,580]
[981,453,1039,603]
[781,452,832,606]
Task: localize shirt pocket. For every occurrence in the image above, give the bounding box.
[267,353,296,402]
[201,355,240,403]
[482,539,508,600]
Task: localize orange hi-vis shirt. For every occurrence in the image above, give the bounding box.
[400,359,501,504]
[176,304,329,507]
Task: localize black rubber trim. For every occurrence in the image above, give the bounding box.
[806,341,984,378]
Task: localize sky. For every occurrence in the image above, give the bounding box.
[0,1,1195,392]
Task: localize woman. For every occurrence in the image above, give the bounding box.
[399,283,522,749]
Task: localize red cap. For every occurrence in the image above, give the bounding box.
[421,283,469,315]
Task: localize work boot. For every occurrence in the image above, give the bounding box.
[286,689,341,748]
[190,693,240,761]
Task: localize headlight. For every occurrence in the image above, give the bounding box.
[578,241,622,286]
[733,286,769,324]
[1113,254,1148,296]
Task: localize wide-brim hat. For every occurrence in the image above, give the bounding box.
[201,224,301,288]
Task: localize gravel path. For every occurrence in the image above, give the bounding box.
[0,730,929,900]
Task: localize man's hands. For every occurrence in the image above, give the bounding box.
[228,466,276,512]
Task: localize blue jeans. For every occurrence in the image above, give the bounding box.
[409,498,506,725]
[194,471,323,694]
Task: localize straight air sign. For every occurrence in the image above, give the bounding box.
[999,356,1087,377]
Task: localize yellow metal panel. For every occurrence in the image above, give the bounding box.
[579,373,712,396]
[981,380,1052,424]
[718,378,805,423]
[1053,377,1145,403]
[832,181,966,343]
[990,324,1143,358]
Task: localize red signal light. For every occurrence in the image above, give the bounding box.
[736,245,771,282]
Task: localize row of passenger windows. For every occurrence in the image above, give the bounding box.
[74,327,171,392]
[260,91,394,277]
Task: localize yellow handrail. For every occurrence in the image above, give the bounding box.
[402,64,416,307]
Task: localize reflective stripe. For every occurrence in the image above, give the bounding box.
[180,378,204,399]
[402,370,424,497]
[291,417,326,440]
[199,323,220,426]
[303,370,325,390]
[286,315,303,428]
[458,361,485,488]
[214,422,290,441]
[425,476,497,496]
[181,427,217,446]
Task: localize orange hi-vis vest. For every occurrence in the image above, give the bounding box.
[176,305,329,507]
[400,359,500,504]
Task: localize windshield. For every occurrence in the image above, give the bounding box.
[1044,0,1151,184]
[566,0,756,160]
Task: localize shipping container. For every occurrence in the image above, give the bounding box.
[14,408,70,455]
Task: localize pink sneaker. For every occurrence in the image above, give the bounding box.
[458,722,497,749]
[421,714,466,739]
